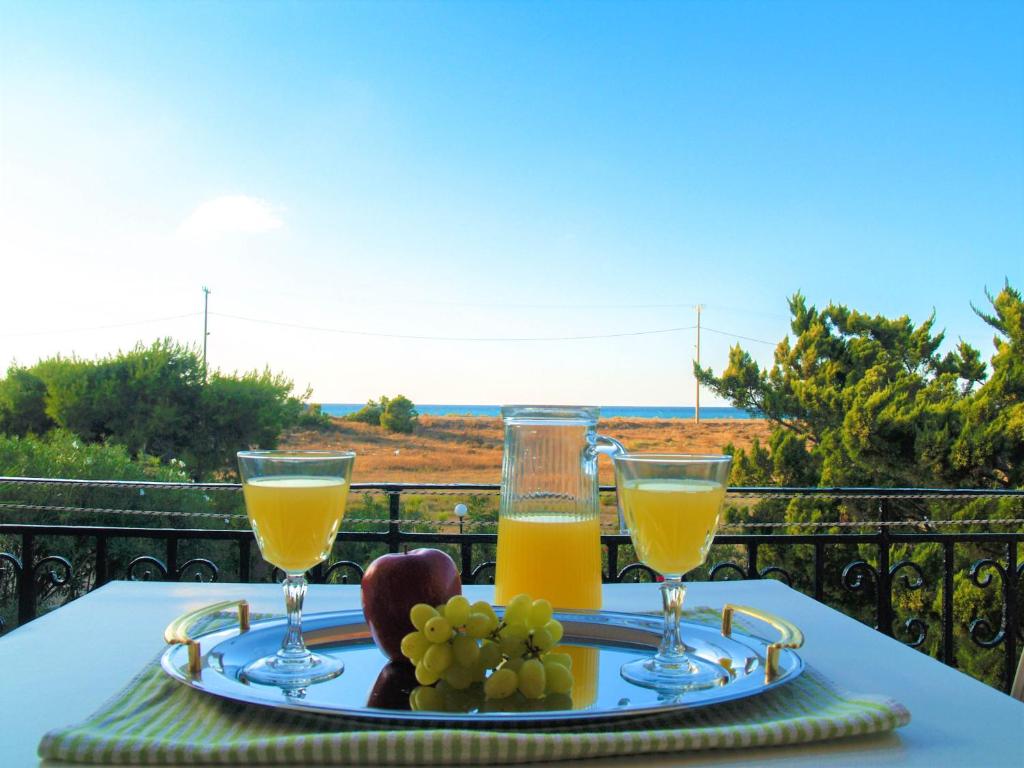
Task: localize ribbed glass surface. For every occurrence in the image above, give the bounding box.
[499,408,600,521]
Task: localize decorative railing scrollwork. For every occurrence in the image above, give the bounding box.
[890,560,926,591]
[616,563,658,583]
[841,558,929,646]
[33,555,73,593]
[758,566,794,586]
[709,561,747,581]
[0,552,23,579]
[0,553,21,634]
[1018,562,1024,643]
[901,617,928,647]
[323,560,364,585]
[127,556,170,582]
[841,560,877,594]
[968,558,1007,648]
[176,558,219,583]
[889,560,928,646]
[469,561,496,585]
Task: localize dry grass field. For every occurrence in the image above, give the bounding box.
[282,415,772,485]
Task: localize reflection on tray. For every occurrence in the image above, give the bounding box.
[365,645,601,714]
[162,608,804,724]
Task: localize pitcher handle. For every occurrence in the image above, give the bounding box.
[595,434,626,457]
[595,434,627,532]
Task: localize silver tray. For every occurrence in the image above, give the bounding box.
[161,602,804,726]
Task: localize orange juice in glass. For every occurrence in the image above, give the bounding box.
[613,453,731,692]
[243,476,350,573]
[238,450,355,687]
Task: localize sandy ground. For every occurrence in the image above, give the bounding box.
[282,415,772,484]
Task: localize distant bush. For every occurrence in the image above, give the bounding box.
[347,395,419,434]
[296,403,333,429]
[345,399,383,425]
[381,395,419,434]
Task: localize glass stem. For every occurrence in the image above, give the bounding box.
[277,573,310,662]
[655,578,687,663]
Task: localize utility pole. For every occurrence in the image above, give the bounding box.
[694,304,702,423]
[202,286,211,376]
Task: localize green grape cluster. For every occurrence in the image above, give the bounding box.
[399,593,574,704]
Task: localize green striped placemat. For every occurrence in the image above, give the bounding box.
[39,610,909,765]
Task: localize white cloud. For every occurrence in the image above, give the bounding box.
[177,195,284,238]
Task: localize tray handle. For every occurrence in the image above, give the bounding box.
[721,603,804,684]
[164,600,250,676]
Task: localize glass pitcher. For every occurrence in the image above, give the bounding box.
[494,405,623,610]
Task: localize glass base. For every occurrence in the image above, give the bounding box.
[620,653,728,692]
[243,650,344,687]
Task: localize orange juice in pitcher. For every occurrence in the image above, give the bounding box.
[493,406,623,611]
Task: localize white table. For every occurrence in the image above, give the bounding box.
[2,580,1021,767]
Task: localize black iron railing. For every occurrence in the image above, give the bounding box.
[0,478,1021,692]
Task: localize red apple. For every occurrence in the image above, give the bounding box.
[361,548,462,661]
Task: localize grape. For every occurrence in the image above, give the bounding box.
[415,662,442,686]
[423,616,453,643]
[543,619,564,645]
[452,635,480,666]
[478,640,502,669]
[499,636,527,658]
[410,603,439,631]
[409,684,445,711]
[518,658,546,699]
[503,594,532,625]
[484,668,519,699]
[400,631,430,663]
[544,652,572,670]
[500,622,529,642]
[443,664,474,690]
[531,627,555,653]
[465,612,492,639]
[423,642,453,674]
[469,661,488,683]
[527,599,553,629]
[471,600,499,626]
[502,655,524,672]
[444,595,471,627]
[543,659,573,694]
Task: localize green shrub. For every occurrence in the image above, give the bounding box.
[345,399,384,425]
[296,403,332,429]
[0,367,55,436]
[0,340,308,479]
[381,395,418,434]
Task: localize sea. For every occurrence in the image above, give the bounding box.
[320,404,756,420]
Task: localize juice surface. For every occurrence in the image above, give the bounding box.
[243,476,349,572]
[494,515,602,610]
[619,478,725,576]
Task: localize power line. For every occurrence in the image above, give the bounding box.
[0,313,202,338]
[701,325,777,345]
[210,311,697,343]
[409,300,698,310]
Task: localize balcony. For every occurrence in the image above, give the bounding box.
[1,477,1021,693]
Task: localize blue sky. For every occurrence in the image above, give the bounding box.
[1,1,1021,405]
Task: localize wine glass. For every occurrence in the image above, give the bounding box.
[613,453,732,691]
[237,450,355,686]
